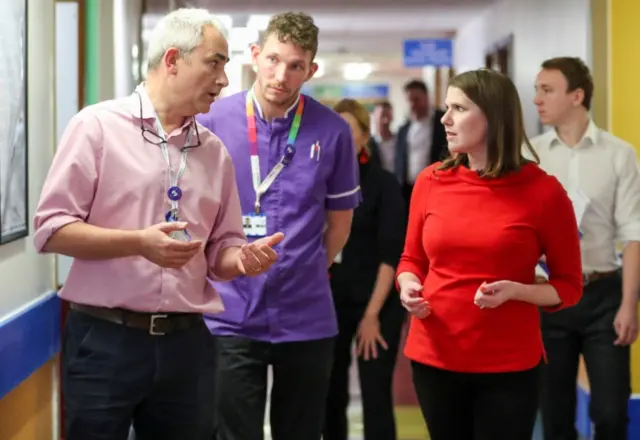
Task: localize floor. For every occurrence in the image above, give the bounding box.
[344,404,428,440]
[263,404,428,440]
[126,325,542,440]
[264,323,431,439]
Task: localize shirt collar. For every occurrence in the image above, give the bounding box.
[548,119,600,149]
[410,107,434,124]
[249,84,301,120]
[131,82,193,131]
[132,83,158,121]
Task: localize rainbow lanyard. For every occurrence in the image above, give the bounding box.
[245,90,305,213]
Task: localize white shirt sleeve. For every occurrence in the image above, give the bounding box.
[614,145,640,244]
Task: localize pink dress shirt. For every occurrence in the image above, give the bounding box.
[33,85,247,314]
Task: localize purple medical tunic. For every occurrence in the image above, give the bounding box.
[197,91,361,343]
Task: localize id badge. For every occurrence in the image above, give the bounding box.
[165,210,191,242]
[170,229,192,242]
[243,213,267,238]
[535,262,549,280]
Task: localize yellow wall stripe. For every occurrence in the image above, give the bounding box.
[609,0,640,394]
[0,359,55,440]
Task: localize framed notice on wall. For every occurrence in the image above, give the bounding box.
[0,0,28,244]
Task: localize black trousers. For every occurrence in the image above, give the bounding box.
[323,296,405,440]
[62,309,217,440]
[411,361,540,440]
[540,275,630,440]
[213,335,335,440]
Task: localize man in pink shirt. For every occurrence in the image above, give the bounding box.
[33,8,283,440]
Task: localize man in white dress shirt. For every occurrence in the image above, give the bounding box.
[531,56,640,440]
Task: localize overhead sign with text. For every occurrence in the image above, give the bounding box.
[403,38,453,68]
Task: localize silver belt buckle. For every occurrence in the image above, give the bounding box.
[582,273,590,287]
[149,314,168,335]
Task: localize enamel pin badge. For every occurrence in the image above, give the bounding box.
[310,140,321,161]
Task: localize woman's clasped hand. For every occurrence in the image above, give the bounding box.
[401,279,524,317]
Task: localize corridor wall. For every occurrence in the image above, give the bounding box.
[574,1,640,438]
[604,0,640,437]
[0,0,60,439]
[452,0,591,138]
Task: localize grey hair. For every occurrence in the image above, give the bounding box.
[146,8,228,70]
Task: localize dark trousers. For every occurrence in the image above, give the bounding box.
[213,335,335,440]
[323,297,405,440]
[540,275,630,440]
[62,309,217,440]
[412,361,540,440]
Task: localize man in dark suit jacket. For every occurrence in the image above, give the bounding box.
[369,79,447,204]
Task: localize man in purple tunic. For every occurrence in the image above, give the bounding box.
[197,11,361,440]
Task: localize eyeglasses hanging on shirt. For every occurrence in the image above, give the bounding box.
[135,90,202,242]
[135,91,202,149]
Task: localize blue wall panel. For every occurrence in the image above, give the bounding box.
[0,292,60,399]
[576,384,640,439]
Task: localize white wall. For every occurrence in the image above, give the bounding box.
[114,0,142,98]
[0,0,56,318]
[452,0,591,137]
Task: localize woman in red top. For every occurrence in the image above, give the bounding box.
[396,69,582,440]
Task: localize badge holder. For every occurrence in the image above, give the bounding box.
[243,212,267,238]
[165,186,192,242]
[243,145,296,239]
[171,229,192,242]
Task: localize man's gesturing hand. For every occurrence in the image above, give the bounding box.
[139,222,203,268]
[237,232,285,277]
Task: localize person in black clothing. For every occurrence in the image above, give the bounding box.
[323,98,407,440]
[369,80,447,205]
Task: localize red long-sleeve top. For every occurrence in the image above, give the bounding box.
[397,163,582,373]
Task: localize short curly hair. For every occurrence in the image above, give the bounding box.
[262,12,319,58]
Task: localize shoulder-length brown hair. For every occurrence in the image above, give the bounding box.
[333,98,371,153]
[333,98,371,134]
[438,69,539,178]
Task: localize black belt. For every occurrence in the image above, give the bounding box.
[583,269,619,286]
[70,303,203,336]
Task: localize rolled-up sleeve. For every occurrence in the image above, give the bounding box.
[540,178,583,312]
[326,125,362,211]
[206,149,247,280]
[33,112,102,253]
[614,145,640,244]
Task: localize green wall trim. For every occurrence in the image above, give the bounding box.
[84,0,99,106]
